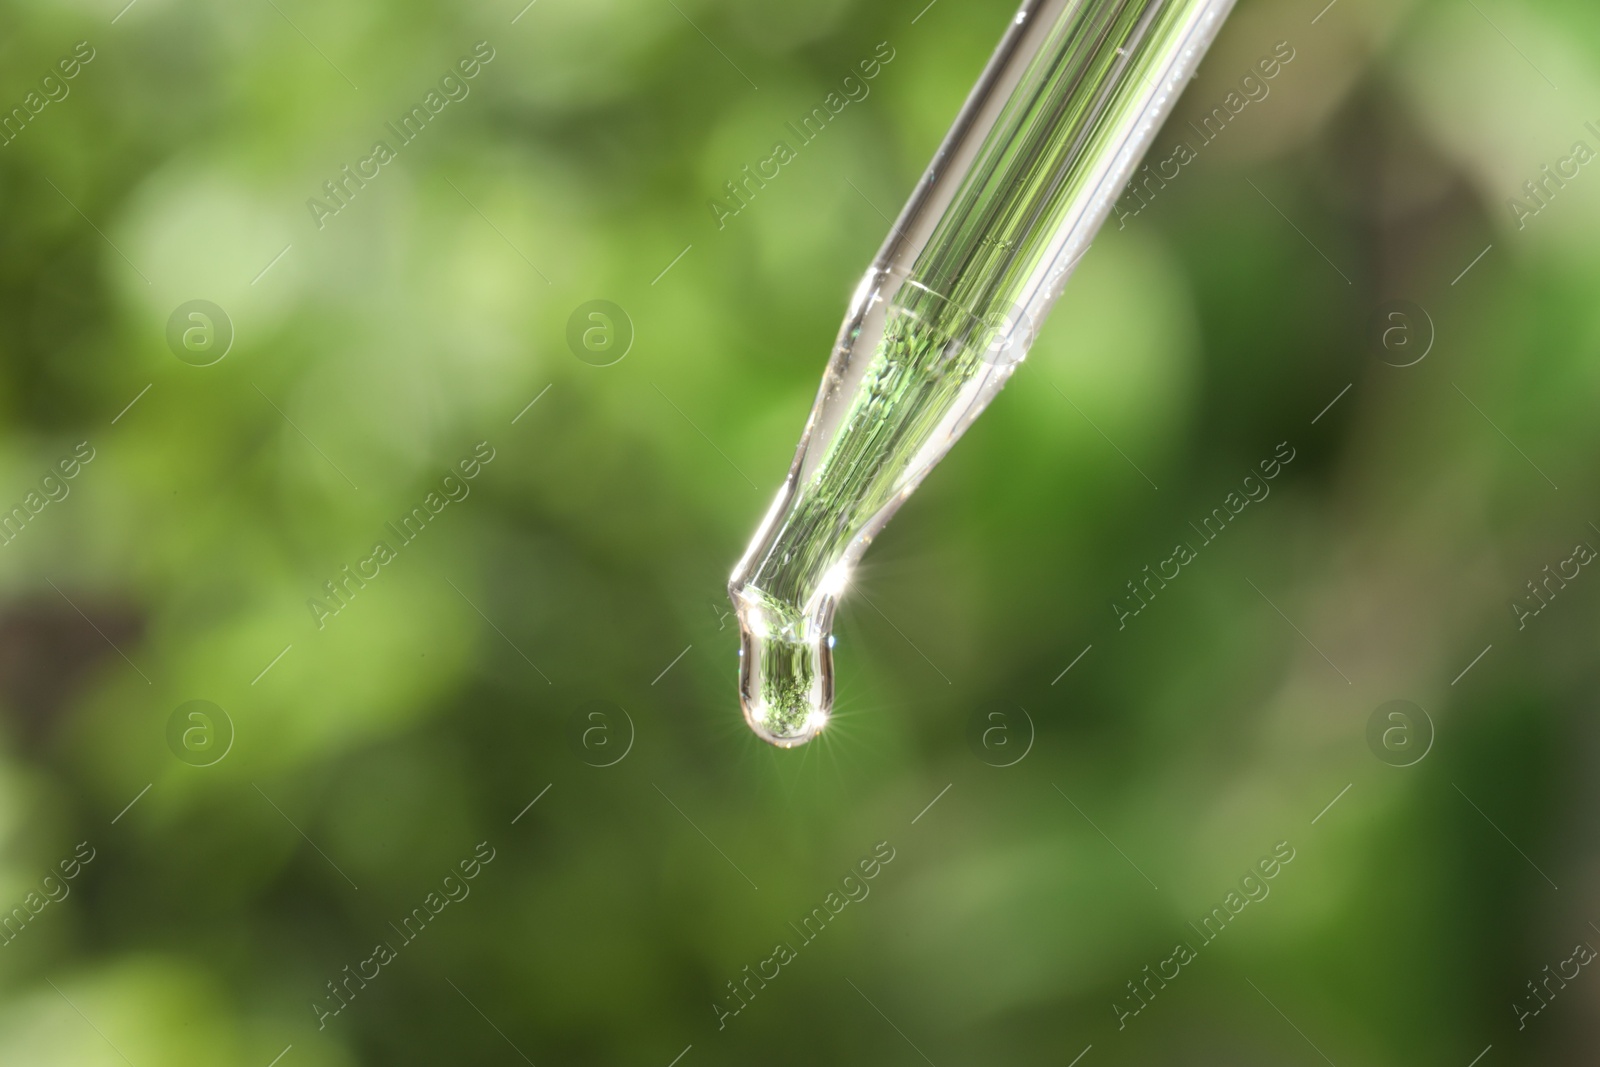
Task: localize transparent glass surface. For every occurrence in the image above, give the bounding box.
[730,0,1236,745]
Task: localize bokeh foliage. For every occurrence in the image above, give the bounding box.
[0,0,1598,1063]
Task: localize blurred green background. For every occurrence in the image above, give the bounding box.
[1,0,1598,1062]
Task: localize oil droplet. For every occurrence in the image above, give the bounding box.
[731,589,833,747]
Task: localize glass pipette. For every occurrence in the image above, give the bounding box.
[729,0,1237,746]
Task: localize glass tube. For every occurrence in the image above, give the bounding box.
[729,0,1236,746]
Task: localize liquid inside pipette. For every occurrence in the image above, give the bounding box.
[729,0,1236,746]
[732,299,1027,745]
